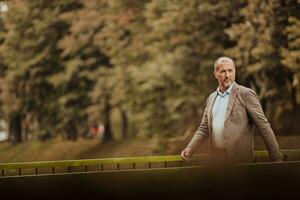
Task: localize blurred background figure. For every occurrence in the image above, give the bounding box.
[89,123,104,139]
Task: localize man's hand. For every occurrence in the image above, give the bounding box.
[181,147,193,161]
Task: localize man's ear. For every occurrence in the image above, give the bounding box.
[214,70,218,79]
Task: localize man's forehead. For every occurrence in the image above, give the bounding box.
[217,62,234,69]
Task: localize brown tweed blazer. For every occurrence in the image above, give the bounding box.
[187,82,283,162]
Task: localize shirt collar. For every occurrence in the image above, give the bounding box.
[217,81,235,96]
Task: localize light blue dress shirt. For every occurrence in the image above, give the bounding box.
[212,82,234,148]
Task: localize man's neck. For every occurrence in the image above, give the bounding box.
[219,86,228,94]
[218,82,234,94]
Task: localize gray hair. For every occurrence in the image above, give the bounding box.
[214,56,235,71]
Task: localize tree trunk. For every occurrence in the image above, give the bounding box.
[119,108,128,139]
[9,114,22,144]
[66,120,77,141]
[23,119,29,141]
[291,75,298,111]
[103,98,113,142]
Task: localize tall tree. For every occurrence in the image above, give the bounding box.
[0,0,81,142]
[225,0,296,132]
[128,0,238,137]
[58,0,113,141]
[281,0,300,108]
[91,0,150,139]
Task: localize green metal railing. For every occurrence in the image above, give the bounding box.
[0,149,299,177]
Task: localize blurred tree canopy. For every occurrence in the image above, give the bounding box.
[0,0,300,143]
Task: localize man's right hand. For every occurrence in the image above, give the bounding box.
[181,147,193,161]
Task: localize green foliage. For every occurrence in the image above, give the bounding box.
[225,0,300,133]
[130,0,236,137]
[0,0,82,140]
[1,0,300,143]
[281,0,300,103]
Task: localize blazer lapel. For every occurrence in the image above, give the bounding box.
[207,91,217,134]
[225,82,239,120]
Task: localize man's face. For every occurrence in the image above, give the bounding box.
[214,62,236,90]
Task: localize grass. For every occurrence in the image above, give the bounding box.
[254,135,300,150]
[0,135,299,163]
[0,136,161,163]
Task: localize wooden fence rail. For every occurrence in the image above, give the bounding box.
[1,149,300,199]
[0,149,299,177]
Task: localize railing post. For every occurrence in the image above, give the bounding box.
[283,155,288,161]
[1,149,296,177]
[194,160,198,166]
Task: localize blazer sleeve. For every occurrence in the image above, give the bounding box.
[186,100,209,150]
[245,89,283,161]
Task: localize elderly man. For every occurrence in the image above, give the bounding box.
[181,57,283,163]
